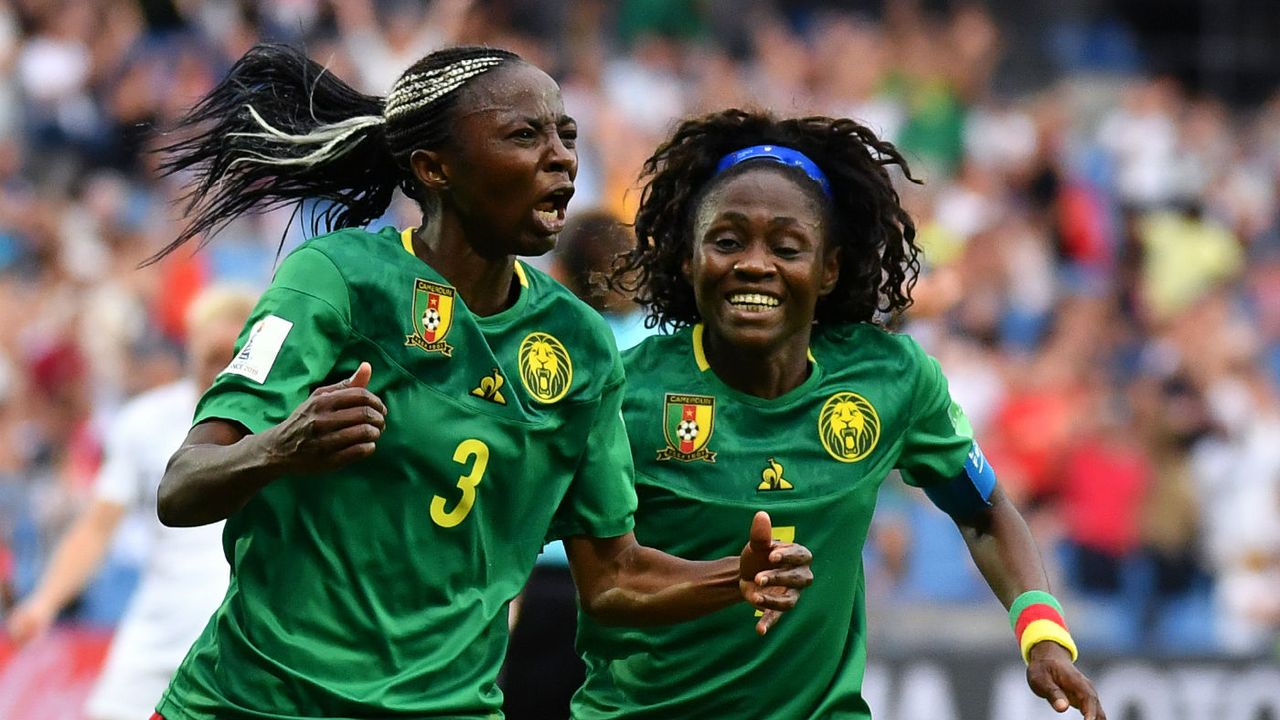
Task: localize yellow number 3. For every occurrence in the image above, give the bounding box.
[431,439,490,528]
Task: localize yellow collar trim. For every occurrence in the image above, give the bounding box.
[691,322,815,373]
[400,228,528,288]
[692,323,711,371]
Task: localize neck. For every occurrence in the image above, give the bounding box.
[412,219,518,317]
[701,326,812,400]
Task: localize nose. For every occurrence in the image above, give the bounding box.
[545,132,577,177]
[732,242,775,278]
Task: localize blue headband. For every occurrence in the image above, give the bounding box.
[713,144,833,199]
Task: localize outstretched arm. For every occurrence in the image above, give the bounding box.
[158,363,386,527]
[6,500,125,644]
[955,486,1105,720]
[565,511,813,635]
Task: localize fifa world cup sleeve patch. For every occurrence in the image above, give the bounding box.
[223,314,294,384]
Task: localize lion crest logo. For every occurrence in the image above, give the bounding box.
[818,392,880,463]
[518,332,572,403]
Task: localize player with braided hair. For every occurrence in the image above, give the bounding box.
[149,49,813,720]
[574,109,1106,719]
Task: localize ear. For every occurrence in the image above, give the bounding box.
[681,252,693,284]
[409,149,449,193]
[818,244,841,296]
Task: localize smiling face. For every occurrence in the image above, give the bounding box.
[685,166,839,355]
[418,62,578,258]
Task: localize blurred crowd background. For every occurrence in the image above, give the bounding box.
[0,0,1277,677]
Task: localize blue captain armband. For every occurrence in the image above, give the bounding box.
[923,441,998,520]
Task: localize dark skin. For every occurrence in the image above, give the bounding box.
[685,166,1105,717]
[157,62,813,634]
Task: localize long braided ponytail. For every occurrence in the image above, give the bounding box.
[150,43,520,263]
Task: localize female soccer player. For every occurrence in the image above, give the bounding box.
[148,47,812,720]
[574,109,1106,720]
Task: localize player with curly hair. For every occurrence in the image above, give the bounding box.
[573,109,1106,719]
[147,49,813,720]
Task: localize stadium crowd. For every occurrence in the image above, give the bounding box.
[0,0,1277,665]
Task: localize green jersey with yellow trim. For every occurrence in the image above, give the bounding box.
[573,323,975,720]
[157,227,635,720]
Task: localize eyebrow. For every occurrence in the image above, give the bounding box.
[717,211,806,228]
[511,114,576,127]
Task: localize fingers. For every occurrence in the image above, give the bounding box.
[321,387,388,415]
[755,566,813,589]
[313,423,382,454]
[755,609,782,635]
[1027,663,1071,714]
[313,406,387,434]
[314,362,375,397]
[749,586,800,612]
[6,606,49,646]
[748,511,772,554]
[327,441,378,468]
[766,542,812,567]
[349,361,372,388]
[1058,667,1105,720]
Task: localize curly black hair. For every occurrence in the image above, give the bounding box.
[615,108,922,331]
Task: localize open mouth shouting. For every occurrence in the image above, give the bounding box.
[532,185,574,235]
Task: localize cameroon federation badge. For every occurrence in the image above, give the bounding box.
[406,278,456,356]
[518,332,573,403]
[658,393,716,462]
[818,391,880,463]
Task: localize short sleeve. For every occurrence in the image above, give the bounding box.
[193,247,351,434]
[93,411,142,507]
[896,339,975,488]
[546,359,638,542]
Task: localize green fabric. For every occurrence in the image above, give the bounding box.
[157,227,635,720]
[574,323,975,720]
[1008,590,1065,631]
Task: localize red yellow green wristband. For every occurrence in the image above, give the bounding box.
[1009,590,1078,664]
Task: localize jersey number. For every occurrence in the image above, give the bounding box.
[755,526,796,618]
[431,439,490,528]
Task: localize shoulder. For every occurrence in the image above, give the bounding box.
[292,226,401,261]
[811,322,926,365]
[268,228,402,321]
[276,227,400,284]
[620,329,689,385]
[519,261,620,373]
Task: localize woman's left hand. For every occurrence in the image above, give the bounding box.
[738,511,814,635]
[1026,641,1107,719]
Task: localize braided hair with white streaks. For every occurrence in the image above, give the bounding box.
[149,43,520,263]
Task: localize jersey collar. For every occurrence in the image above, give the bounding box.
[691,322,816,372]
[399,228,529,288]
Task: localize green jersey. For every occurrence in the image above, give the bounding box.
[574,323,975,720]
[158,227,636,720]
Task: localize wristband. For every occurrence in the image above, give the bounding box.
[1009,590,1078,664]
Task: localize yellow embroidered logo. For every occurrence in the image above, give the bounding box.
[470,369,507,405]
[818,391,880,463]
[657,393,716,462]
[517,332,572,403]
[757,457,793,491]
[405,279,456,356]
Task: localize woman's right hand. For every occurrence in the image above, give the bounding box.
[264,362,388,474]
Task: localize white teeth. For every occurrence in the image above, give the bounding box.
[732,289,778,310]
[535,209,558,223]
[732,292,778,304]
